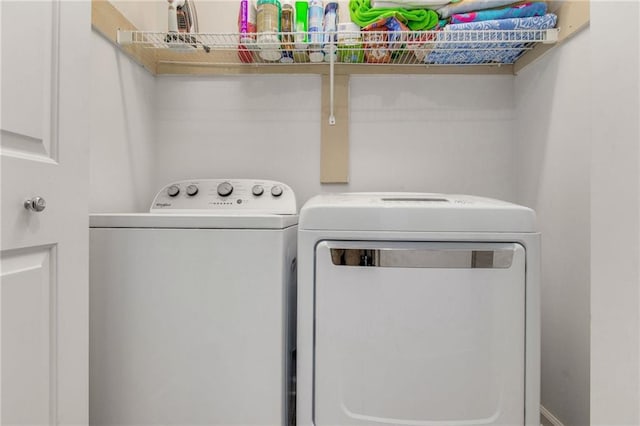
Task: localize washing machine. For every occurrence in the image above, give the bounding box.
[297,193,540,426]
[89,179,297,426]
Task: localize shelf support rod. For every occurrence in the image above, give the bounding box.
[329,38,336,125]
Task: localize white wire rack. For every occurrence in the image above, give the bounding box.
[118,28,558,67]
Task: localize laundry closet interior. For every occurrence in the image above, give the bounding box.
[83,0,633,425]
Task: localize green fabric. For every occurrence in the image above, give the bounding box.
[349,0,440,30]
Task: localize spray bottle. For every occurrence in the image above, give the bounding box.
[307,0,324,62]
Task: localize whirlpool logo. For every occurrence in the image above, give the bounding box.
[155,203,172,208]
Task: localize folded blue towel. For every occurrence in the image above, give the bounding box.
[426,13,557,65]
[450,2,547,24]
[446,12,557,30]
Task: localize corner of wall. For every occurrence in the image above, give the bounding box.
[89,27,158,213]
[513,27,591,426]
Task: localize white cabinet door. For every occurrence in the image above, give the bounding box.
[1,1,89,424]
[315,241,526,426]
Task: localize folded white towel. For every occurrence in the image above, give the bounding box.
[371,0,452,8]
[437,0,519,18]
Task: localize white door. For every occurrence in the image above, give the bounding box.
[1,1,90,424]
[315,241,526,426]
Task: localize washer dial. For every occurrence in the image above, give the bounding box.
[252,185,264,196]
[167,185,180,197]
[271,185,283,197]
[217,182,234,197]
[186,184,199,196]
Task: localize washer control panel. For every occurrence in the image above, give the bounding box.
[150,179,296,214]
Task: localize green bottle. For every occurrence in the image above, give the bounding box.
[294,0,308,50]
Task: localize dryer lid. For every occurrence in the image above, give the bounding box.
[299,193,536,233]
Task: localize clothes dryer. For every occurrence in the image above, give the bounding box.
[90,179,297,426]
[297,193,540,426]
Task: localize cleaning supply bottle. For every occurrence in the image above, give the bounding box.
[239,0,257,44]
[337,22,363,63]
[256,0,282,61]
[293,0,309,61]
[237,0,257,62]
[280,0,295,62]
[307,0,324,62]
[322,2,338,62]
[294,0,308,49]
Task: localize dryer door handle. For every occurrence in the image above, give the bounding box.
[329,247,515,269]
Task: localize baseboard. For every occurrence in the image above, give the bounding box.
[540,405,565,426]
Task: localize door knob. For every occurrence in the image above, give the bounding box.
[24,196,46,212]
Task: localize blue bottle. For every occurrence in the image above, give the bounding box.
[322,2,338,62]
[308,0,324,62]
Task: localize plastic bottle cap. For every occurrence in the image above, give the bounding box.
[325,2,338,12]
[324,51,337,62]
[280,54,295,63]
[309,51,324,62]
[259,49,283,61]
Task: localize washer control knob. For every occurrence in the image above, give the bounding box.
[217,182,234,197]
[167,185,180,197]
[271,185,284,197]
[252,185,264,196]
[186,184,199,196]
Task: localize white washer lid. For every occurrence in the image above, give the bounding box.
[90,213,298,229]
[299,193,536,233]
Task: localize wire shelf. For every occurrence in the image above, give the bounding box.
[118,28,558,67]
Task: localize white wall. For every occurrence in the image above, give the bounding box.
[89,32,157,212]
[111,0,164,31]
[154,74,321,205]
[515,29,591,426]
[590,1,640,424]
[154,74,516,206]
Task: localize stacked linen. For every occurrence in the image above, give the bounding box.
[426,11,557,64]
[449,2,548,24]
[349,0,557,65]
[436,0,525,18]
[349,0,441,30]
